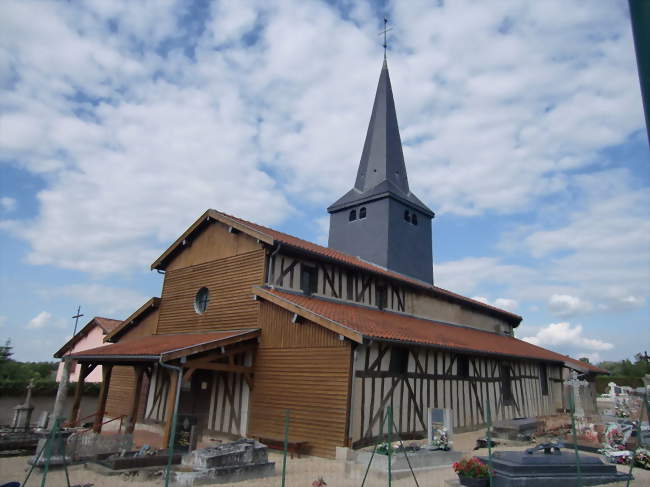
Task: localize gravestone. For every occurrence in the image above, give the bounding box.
[11,379,35,431]
[427,407,453,450]
[492,418,539,442]
[479,448,632,486]
[36,411,50,430]
[171,438,275,486]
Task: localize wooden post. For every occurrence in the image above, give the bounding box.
[127,366,145,434]
[70,363,89,425]
[162,369,179,447]
[52,358,71,429]
[93,364,113,433]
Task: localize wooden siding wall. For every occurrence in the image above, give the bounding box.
[351,343,563,446]
[247,302,352,458]
[105,309,159,418]
[164,220,263,272]
[157,249,265,334]
[268,252,513,334]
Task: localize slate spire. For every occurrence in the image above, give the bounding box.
[328,60,433,216]
[354,59,410,194]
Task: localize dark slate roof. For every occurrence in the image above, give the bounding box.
[328,60,434,217]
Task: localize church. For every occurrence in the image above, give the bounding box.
[66,59,606,458]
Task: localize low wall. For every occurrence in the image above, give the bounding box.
[0,393,98,427]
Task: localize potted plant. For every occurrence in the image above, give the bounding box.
[452,457,491,487]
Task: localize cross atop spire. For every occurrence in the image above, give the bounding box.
[379,17,392,60]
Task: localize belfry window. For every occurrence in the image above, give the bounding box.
[349,210,357,221]
[194,287,210,314]
[359,207,367,219]
[404,210,410,222]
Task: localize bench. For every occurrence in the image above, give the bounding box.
[256,437,308,458]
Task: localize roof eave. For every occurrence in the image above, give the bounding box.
[104,297,161,343]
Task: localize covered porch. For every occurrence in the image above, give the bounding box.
[68,329,260,447]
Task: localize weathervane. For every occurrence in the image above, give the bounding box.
[379,17,393,60]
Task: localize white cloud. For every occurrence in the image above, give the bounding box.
[522,322,613,352]
[436,257,533,296]
[494,298,518,312]
[25,311,60,329]
[548,294,592,318]
[0,197,16,212]
[471,296,518,312]
[46,284,147,317]
[0,0,643,277]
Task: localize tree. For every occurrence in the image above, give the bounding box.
[578,357,590,364]
[0,339,12,362]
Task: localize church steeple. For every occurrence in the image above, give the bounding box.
[327,60,434,284]
[328,61,434,217]
[354,59,410,194]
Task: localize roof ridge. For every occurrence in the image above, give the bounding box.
[218,210,522,322]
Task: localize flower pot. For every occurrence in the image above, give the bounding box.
[457,474,489,487]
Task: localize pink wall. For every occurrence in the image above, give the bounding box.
[56,325,105,383]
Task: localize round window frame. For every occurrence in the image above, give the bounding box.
[194,287,210,314]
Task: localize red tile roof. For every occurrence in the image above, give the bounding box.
[255,287,608,375]
[94,317,122,334]
[54,316,123,358]
[151,209,521,325]
[69,329,259,362]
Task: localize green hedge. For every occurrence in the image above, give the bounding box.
[0,379,100,397]
[595,375,644,394]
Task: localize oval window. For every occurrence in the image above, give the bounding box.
[194,287,210,314]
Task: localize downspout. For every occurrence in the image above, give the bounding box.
[159,358,183,487]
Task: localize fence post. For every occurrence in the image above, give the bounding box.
[281,409,290,487]
[485,395,494,487]
[387,406,393,487]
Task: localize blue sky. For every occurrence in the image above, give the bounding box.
[0,0,648,363]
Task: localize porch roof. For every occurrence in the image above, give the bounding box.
[68,329,260,364]
[253,287,608,375]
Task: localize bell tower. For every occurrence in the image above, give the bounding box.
[327,60,434,284]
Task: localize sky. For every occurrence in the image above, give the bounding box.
[0,0,648,364]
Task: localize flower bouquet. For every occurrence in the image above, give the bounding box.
[453,457,492,486]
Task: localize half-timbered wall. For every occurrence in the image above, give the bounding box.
[268,252,513,334]
[268,252,407,312]
[247,302,352,458]
[145,365,170,423]
[156,249,265,334]
[205,352,252,437]
[350,342,563,447]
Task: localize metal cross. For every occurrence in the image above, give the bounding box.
[378,17,393,60]
[71,305,84,336]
